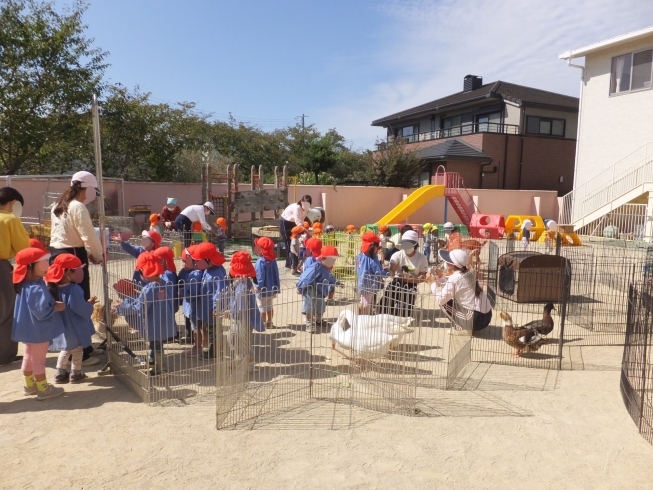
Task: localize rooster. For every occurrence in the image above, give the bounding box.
[92,303,117,337]
[500,308,548,357]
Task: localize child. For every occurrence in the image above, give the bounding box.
[443,222,454,246]
[324,225,335,234]
[12,248,66,400]
[356,232,388,314]
[149,214,164,235]
[214,217,227,255]
[161,197,180,231]
[188,242,227,359]
[296,245,339,333]
[544,220,558,254]
[114,252,177,375]
[45,254,97,384]
[378,225,389,264]
[223,251,265,371]
[289,225,303,276]
[423,223,433,262]
[253,237,280,329]
[116,229,162,258]
[177,245,197,343]
[304,237,322,270]
[154,246,179,341]
[312,222,322,237]
[521,220,533,251]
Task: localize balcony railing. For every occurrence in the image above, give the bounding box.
[388,122,520,144]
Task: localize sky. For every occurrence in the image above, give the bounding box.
[61,0,653,150]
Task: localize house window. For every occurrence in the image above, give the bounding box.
[395,124,420,140]
[526,116,565,137]
[419,170,431,187]
[476,112,501,132]
[610,49,653,95]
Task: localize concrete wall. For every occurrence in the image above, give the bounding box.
[3,177,559,228]
[577,35,653,187]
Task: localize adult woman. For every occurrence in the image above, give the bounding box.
[428,249,476,334]
[0,187,30,365]
[175,201,214,247]
[160,197,180,231]
[50,171,104,302]
[380,230,428,317]
[279,195,312,269]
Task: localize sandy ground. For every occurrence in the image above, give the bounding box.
[1,348,652,490]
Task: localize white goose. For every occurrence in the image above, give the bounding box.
[329,310,414,359]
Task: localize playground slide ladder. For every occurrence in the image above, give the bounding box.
[435,167,477,226]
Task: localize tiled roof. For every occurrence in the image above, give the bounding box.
[371,81,579,126]
[414,139,491,162]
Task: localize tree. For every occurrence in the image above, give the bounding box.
[0,0,108,174]
[367,137,425,187]
[301,133,339,184]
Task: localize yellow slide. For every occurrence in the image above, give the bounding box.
[376,185,446,225]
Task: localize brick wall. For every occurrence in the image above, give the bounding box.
[520,136,576,194]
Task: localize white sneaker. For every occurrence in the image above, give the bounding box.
[37,384,64,401]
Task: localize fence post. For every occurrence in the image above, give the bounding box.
[558,263,570,370]
[638,288,649,434]
[555,232,562,256]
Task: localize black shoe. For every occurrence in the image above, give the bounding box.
[202,346,216,359]
[55,371,70,384]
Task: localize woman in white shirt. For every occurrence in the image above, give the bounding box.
[49,171,104,301]
[428,248,476,334]
[175,201,215,247]
[380,230,428,317]
[279,195,312,269]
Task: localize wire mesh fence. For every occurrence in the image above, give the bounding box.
[620,282,653,445]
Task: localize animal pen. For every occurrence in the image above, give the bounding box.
[92,232,653,430]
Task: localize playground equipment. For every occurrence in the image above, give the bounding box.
[375,167,477,226]
[504,215,546,240]
[470,214,506,239]
[207,164,289,239]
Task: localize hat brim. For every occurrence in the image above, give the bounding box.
[438,249,455,265]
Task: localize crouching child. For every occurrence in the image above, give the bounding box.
[296,246,339,333]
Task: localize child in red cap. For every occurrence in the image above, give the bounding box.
[186,242,226,359]
[224,251,264,371]
[214,217,227,255]
[114,252,177,375]
[112,229,161,259]
[289,225,304,276]
[29,238,47,252]
[45,254,98,384]
[296,245,340,333]
[12,247,66,400]
[177,245,197,343]
[356,232,388,314]
[252,237,280,328]
[304,237,322,270]
[153,246,180,340]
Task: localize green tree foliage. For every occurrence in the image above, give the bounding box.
[367,138,425,188]
[301,132,340,184]
[0,0,108,175]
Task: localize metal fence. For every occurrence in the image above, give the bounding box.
[620,282,653,445]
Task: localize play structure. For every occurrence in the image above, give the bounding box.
[376,167,476,226]
[372,167,581,245]
[207,164,289,239]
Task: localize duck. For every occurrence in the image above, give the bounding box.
[329,310,414,359]
[521,302,555,337]
[500,311,546,357]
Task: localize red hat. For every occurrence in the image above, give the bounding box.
[182,245,197,260]
[29,238,47,252]
[291,225,305,238]
[141,230,162,249]
[345,225,356,233]
[135,252,164,277]
[305,237,322,257]
[45,253,84,283]
[361,231,381,253]
[229,251,256,277]
[378,225,389,234]
[153,246,177,273]
[320,245,339,258]
[191,242,225,266]
[254,236,276,261]
[13,248,51,283]
[216,217,227,229]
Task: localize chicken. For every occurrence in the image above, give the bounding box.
[499,310,546,357]
[92,303,117,336]
[521,302,555,337]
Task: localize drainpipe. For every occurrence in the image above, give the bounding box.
[479,160,495,189]
[518,136,524,189]
[566,58,585,191]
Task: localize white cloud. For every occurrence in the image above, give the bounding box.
[316,0,653,150]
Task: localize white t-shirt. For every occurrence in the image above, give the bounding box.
[290,237,300,255]
[390,249,428,277]
[430,270,476,310]
[180,204,212,231]
[280,203,307,226]
[50,200,103,258]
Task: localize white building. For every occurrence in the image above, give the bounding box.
[559,26,653,237]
